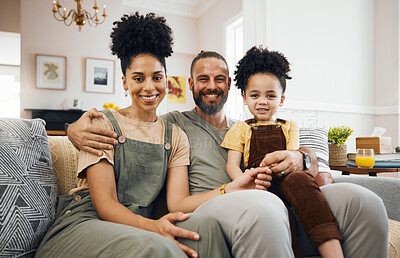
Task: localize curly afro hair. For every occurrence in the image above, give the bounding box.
[110,12,174,75]
[234,46,292,94]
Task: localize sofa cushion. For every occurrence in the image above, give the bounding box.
[299,128,330,172]
[0,118,57,257]
[48,136,78,195]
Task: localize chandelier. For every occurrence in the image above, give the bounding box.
[52,0,107,31]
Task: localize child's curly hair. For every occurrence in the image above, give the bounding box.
[110,12,174,75]
[234,46,292,94]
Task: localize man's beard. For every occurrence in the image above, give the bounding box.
[193,89,228,115]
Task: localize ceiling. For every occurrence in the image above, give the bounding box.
[122,0,218,18]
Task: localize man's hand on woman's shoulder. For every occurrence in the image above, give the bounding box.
[67,108,118,156]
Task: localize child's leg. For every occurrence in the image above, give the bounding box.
[279,172,343,252]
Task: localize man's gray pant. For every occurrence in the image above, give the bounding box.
[195,183,388,258]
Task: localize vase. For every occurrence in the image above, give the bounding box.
[328,144,347,166]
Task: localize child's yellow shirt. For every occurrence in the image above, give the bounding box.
[221,120,299,168]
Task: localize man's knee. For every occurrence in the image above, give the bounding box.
[222,191,290,233]
[321,183,388,233]
[178,212,222,236]
[321,182,386,213]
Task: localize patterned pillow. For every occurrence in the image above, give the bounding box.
[0,118,57,257]
[299,128,330,172]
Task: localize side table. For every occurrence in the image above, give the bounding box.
[330,166,400,177]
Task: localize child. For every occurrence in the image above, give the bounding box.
[221,46,343,258]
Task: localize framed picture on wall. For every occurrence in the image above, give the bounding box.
[35,54,66,90]
[167,76,186,103]
[85,58,115,94]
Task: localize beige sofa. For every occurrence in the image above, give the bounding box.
[48,136,400,258]
[2,118,398,257]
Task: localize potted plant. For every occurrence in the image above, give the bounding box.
[328,126,353,166]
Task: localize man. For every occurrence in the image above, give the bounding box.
[68,51,388,257]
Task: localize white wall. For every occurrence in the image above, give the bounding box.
[374,0,400,148]
[275,0,376,152]
[11,0,400,151]
[119,5,198,114]
[198,0,242,54]
[20,0,125,117]
[239,0,400,152]
[19,0,198,119]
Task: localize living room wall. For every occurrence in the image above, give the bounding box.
[253,0,377,152]
[8,0,400,151]
[19,0,197,119]
[0,0,20,33]
[198,0,400,151]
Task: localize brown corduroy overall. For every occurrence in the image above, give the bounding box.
[245,118,342,257]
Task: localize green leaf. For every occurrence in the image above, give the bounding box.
[328,126,353,146]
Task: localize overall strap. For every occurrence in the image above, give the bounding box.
[275,118,287,124]
[245,118,257,125]
[161,117,173,162]
[101,109,123,136]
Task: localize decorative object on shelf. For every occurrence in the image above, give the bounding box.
[328,126,353,166]
[167,76,186,103]
[51,0,107,31]
[85,58,115,94]
[35,54,67,90]
[71,99,82,109]
[103,103,120,109]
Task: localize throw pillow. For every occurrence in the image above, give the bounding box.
[0,118,57,257]
[299,128,330,172]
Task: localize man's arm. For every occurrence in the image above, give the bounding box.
[166,165,272,213]
[67,108,118,156]
[259,147,318,177]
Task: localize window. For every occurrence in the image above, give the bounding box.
[225,15,244,120]
[0,32,20,118]
[0,65,20,118]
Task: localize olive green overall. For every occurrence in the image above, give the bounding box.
[35,110,230,258]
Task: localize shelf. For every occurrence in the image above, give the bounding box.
[46,130,67,136]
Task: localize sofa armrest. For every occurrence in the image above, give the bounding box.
[332,174,400,221]
[48,136,79,195]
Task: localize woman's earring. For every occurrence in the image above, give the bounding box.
[124,90,128,97]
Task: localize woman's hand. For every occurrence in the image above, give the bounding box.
[154,212,200,258]
[67,108,118,156]
[225,166,272,193]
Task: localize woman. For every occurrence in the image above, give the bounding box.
[35,12,230,258]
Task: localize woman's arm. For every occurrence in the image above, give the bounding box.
[86,159,200,257]
[226,149,244,180]
[166,165,272,213]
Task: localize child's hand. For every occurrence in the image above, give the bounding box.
[226,167,272,192]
